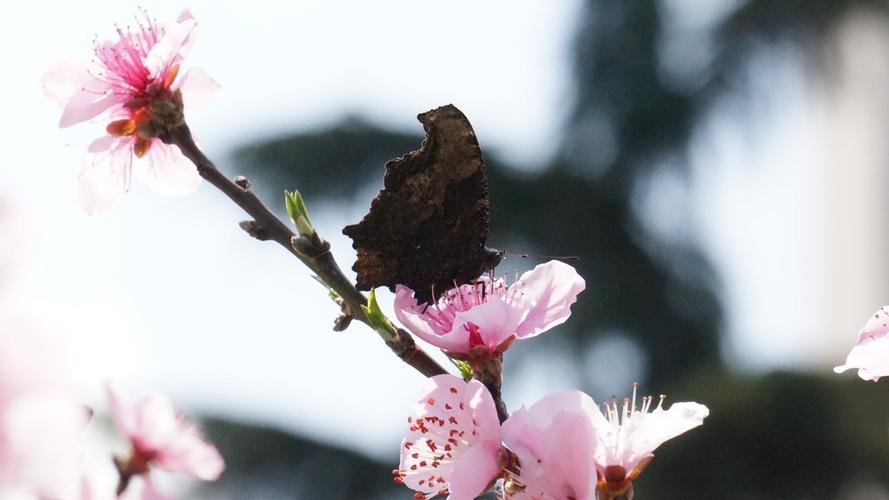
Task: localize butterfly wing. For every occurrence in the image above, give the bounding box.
[343,104,502,304]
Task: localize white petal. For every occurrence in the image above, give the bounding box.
[834,334,889,381]
[621,402,709,471]
[133,143,202,197]
[145,15,197,77]
[42,58,92,105]
[178,67,220,118]
[77,136,133,215]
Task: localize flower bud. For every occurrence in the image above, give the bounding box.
[285,190,314,236]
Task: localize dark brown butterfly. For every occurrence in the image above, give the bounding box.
[343,104,502,304]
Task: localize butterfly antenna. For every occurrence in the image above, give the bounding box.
[502,250,579,261]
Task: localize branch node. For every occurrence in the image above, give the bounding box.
[291,234,331,258]
[333,314,353,331]
[239,220,272,240]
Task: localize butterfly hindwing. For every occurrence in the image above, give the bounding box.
[343,104,502,304]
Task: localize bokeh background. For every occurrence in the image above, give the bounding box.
[5,0,889,498]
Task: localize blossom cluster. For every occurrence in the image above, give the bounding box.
[390,261,709,499]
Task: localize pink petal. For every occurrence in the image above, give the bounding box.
[541,410,595,500]
[446,441,501,500]
[501,407,543,457]
[502,393,600,500]
[834,306,889,381]
[145,14,198,79]
[132,143,201,197]
[400,375,500,497]
[523,390,600,431]
[42,58,92,105]
[107,385,137,438]
[446,296,526,352]
[155,425,224,480]
[394,285,450,341]
[620,402,709,471]
[78,136,133,215]
[58,85,121,128]
[515,260,585,338]
[834,335,889,381]
[43,59,122,127]
[177,68,220,118]
[129,394,179,451]
[0,393,87,498]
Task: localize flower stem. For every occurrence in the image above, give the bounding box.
[168,124,447,378]
[471,355,509,423]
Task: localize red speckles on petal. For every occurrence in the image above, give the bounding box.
[398,375,501,498]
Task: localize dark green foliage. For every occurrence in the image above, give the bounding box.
[195,418,401,500]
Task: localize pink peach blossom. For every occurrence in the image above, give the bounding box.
[107,387,224,483]
[0,315,87,499]
[834,306,889,381]
[394,375,503,500]
[395,261,585,358]
[43,9,219,214]
[501,386,708,500]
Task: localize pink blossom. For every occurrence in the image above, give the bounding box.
[501,386,708,500]
[0,315,87,499]
[394,261,585,358]
[107,387,224,482]
[394,375,503,500]
[834,306,889,381]
[43,9,219,214]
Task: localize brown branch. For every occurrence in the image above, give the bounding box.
[167,124,447,378]
[472,355,509,424]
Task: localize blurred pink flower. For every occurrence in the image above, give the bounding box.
[501,387,708,500]
[108,387,224,483]
[0,315,87,499]
[79,468,169,500]
[394,375,503,500]
[834,306,889,381]
[394,261,585,359]
[43,9,219,214]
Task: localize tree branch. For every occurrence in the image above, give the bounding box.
[168,124,447,378]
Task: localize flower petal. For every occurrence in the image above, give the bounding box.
[394,285,450,341]
[446,441,501,500]
[107,385,136,438]
[400,375,500,498]
[129,394,179,451]
[447,296,526,351]
[42,58,91,105]
[178,68,220,118]
[541,410,595,500]
[834,334,889,381]
[77,136,133,215]
[514,260,585,338]
[145,13,197,79]
[133,142,201,197]
[154,425,225,480]
[834,307,889,381]
[620,402,709,471]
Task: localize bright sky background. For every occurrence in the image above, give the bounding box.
[0,0,873,460]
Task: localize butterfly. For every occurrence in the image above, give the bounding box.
[343,104,502,304]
